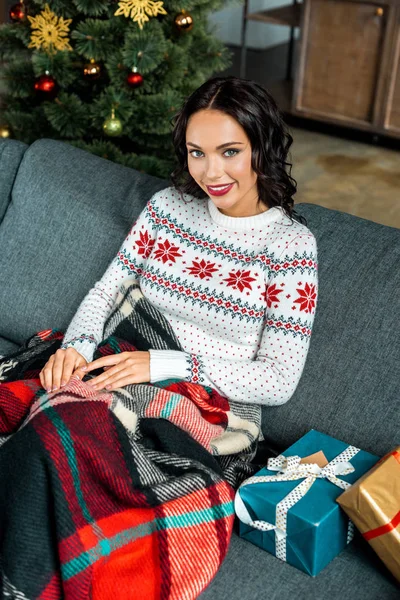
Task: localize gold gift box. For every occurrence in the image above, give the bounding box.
[336,447,400,582]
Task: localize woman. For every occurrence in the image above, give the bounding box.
[1,76,319,599]
[40,75,318,405]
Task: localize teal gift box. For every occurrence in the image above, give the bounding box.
[235,429,379,576]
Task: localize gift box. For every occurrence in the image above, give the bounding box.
[337,446,400,582]
[235,429,379,576]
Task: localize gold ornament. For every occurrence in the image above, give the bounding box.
[114,0,167,30]
[103,108,123,137]
[83,58,101,80]
[28,4,72,54]
[0,125,11,139]
[174,10,194,32]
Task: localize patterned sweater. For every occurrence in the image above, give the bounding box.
[61,186,318,405]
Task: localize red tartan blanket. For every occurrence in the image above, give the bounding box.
[0,280,260,599]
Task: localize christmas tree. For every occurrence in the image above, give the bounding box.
[0,0,235,178]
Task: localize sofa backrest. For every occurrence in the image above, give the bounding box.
[0,138,167,344]
[0,139,27,224]
[0,138,398,456]
[261,204,400,457]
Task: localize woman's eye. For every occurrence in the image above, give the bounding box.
[224,149,239,157]
[189,149,239,158]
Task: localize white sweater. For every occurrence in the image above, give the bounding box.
[61,186,318,405]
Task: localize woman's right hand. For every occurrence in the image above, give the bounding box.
[39,347,88,392]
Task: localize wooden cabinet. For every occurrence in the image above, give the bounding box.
[292,0,400,138]
[241,0,400,139]
[383,9,400,134]
[294,0,387,123]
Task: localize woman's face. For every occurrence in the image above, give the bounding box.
[185,109,267,218]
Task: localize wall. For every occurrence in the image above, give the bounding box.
[208,0,293,50]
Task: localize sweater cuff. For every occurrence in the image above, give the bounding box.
[149,349,191,383]
[60,335,97,364]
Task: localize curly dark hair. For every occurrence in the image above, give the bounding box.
[169,75,306,225]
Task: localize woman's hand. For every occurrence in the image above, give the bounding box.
[39,347,88,392]
[82,351,151,391]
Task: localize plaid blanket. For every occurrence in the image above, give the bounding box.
[0,279,261,599]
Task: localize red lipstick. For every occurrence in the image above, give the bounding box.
[206,183,235,196]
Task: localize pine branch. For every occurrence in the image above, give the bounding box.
[31,50,77,87]
[130,132,175,162]
[31,0,76,20]
[99,48,129,88]
[90,86,135,129]
[1,59,35,98]
[0,24,28,61]
[152,41,187,89]
[72,0,109,18]
[72,18,123,61]
[68,139,135,163]
[43,92,91,137]
[3,106,58,143]
[179,71,211,97]
[128,89,182,135]
[68,137,174,178]
[127,153,174,179]
[12,21,32,46]
[187,28,233,76]
[121,20,167,73]
[104,49,132,89]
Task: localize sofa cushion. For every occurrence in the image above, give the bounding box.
[261,204,400,457]
[0,139,27,224]
[199,530,399,599]
[0,138,168,346]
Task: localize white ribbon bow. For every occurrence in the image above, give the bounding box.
[235,445,359,561]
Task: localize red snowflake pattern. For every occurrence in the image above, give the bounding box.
[186,259,219,280]
[153,239,183,264]
[223,269,256,292]
[263,283,284,308]
[293,282,317,313]
[135,230,155,259]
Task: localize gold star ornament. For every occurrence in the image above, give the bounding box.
[28,4,72,54]
[114,0,167,30]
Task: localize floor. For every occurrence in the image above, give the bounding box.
[290,128,400,229]
[220,44,400,229]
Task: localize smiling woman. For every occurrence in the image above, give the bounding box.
[170,76,303,224]
[185,110,259,217]
[41,76,318,413]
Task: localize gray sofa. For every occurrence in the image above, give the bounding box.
[0,138,399,599]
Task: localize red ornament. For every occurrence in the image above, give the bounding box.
[9,2,26,21]
[34,74,58,99]
[126,70,144,89]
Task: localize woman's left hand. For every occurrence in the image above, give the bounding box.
[80,351,151,391]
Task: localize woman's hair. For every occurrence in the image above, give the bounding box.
[170,76,306,225]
